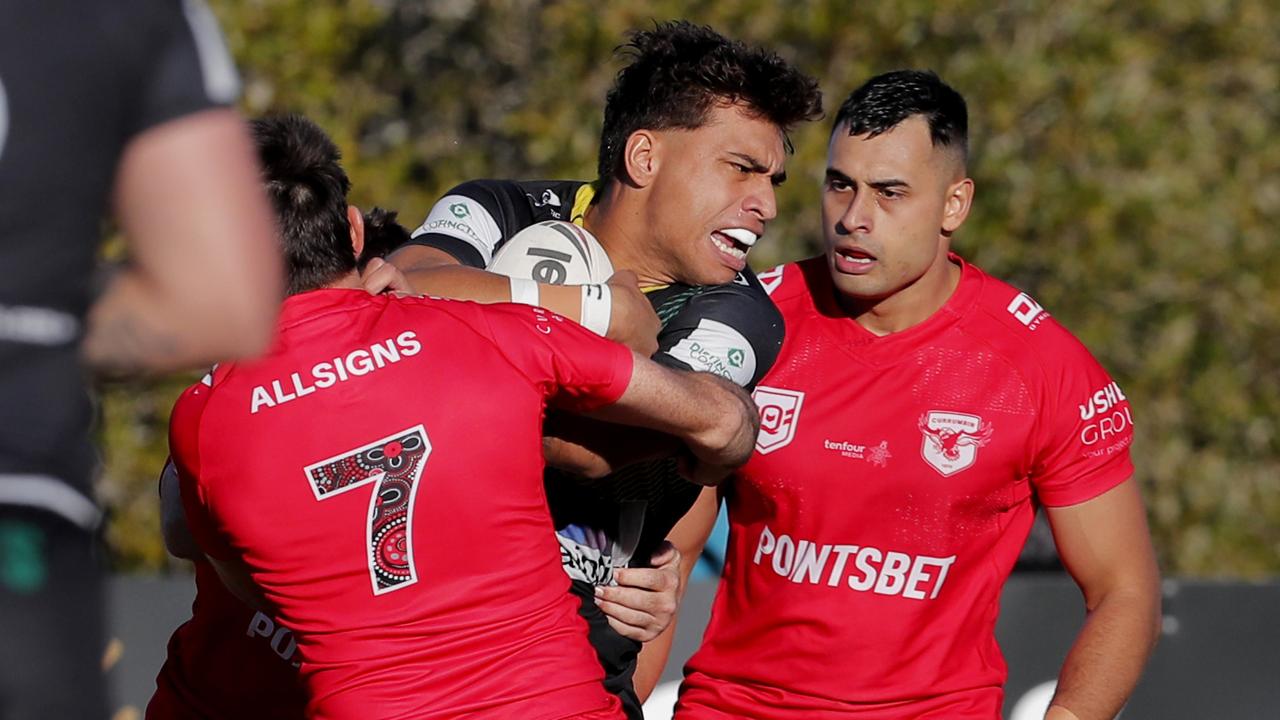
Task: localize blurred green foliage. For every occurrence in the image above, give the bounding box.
[98,0,1279,576]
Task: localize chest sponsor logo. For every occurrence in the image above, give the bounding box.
[247,612,301,668]
[754,525,955,601]
[918,411,993,476]
[823,439,892,467]
[753,386,804,454]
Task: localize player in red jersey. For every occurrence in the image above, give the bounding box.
[167,114,757,720]
[145,210,408,720]
[675,71,1161,720]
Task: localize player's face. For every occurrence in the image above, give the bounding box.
[647,103,787,285]
[821,116,971,310]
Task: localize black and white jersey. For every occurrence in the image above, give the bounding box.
[0,0,239,527]
[411,178,784,566]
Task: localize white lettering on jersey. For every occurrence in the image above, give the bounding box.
[757,265,785,295]
[918,411,993,476]
[250,331,421,413]
[753,525,955,600]
[1080,406,1134,446]
[246,612,301,668]
[823,439,893,467]
[412,195,504,264]
[667,318,757,387]
[1078,381,1127,420]
[1006,292,1049,330]
[753,386,804,454]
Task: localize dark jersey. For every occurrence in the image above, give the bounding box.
[0,0,238,527]
[408,178,782,566]
[409,179,783,717]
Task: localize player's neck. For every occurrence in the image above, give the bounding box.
[583,192,672,288]
[324,271,364,291]
[839,258,962,337]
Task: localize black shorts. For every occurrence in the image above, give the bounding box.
[568,579,643,720]
[0,506,108,720]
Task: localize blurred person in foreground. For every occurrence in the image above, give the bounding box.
[0,2,280,717]
[391,22,822,714]
[163,114,758,719]
[674,70,1161,720]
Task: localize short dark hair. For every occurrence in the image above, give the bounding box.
[596,21,823,185]
[832,70,968,165]
[250,114,355,295]
[358,207,411,271]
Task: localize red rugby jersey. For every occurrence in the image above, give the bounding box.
[174,289,631,720]
[678,256,1135,719]
[146,558,307,720]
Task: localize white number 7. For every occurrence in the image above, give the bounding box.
[304,425,432,595]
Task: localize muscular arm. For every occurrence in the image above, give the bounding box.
[1045,478,1162,720]
[389,244,587,318]
[84,109,282,372]
[632,485,721,700]
[586,359,758,480]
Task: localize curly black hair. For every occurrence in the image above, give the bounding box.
[358,207,411,270]
[832,70,968,165]
[251,114,355,295]
[596,20,823,185]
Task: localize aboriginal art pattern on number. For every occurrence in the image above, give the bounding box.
[305,426,431,594]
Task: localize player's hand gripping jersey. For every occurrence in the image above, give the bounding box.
[172,289,632,720]
[677,256,1136,719]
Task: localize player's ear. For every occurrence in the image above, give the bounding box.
[622,130,659,189]
[347,205,365,259]
[941,177,973,235]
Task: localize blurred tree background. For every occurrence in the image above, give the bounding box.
[96,0,1279,576]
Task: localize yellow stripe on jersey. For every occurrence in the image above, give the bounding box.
[571,183,669,292]
[570,184,595,226]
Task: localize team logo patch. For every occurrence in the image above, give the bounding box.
[449,202,469,219]
[918,411,993,476]
[754,386,804,454]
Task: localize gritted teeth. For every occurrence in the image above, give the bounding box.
[711,233,748,260]
[720,228,759,248]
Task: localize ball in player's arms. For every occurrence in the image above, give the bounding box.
[490,220,618,336]
[490,220,615,286]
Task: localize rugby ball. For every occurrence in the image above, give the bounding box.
[489,221,614,285]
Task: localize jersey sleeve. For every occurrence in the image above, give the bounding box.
[477,304,634,413]
[122,0,241,138]
[1029,326,1136,507]
[653,273,784,390]
[169,378,236,561]
[405,180,535,268]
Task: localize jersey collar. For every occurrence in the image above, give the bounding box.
[808,252,985,365]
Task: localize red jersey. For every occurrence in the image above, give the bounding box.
[174,289,631,720]
[146,559,307,720]
[678,256,1135,719]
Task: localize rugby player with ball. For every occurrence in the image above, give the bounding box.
[390,21,822,718]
